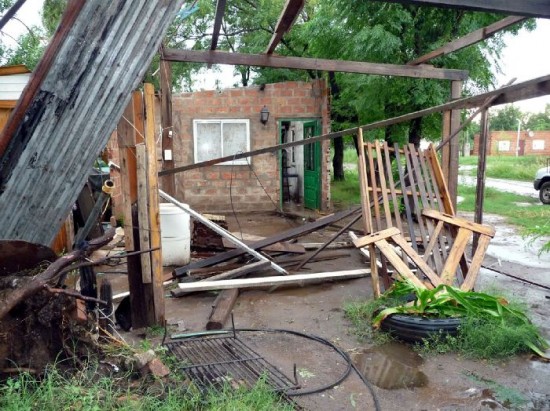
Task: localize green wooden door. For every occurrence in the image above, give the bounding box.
[303,121,321,209]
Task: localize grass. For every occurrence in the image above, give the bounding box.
[0,367,293,411]
[459,155,548,182]
[465,372,528,409]
[457,185,550,249]
[331,170,361,207]
[345,282,548,360]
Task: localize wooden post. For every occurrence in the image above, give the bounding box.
[144,83,165,324]
[117,91,154,328]
[441,81,462,209]
[136,144,152,283]
[473,109,489,254]
[159,55,175,195]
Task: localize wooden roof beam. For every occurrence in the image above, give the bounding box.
[265,0,305,54]
[163,49,469,80]
[408,16,527,65]
[210,0,227,51]
[369,0,550,18]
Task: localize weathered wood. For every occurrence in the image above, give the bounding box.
[172,207,359,277]
[460,234,491,291]
[159,53,175,195]
[160,190,287,276]
[426,145,455,214]
[439,227,470,285]
[144,83,165,324]
[136,144,152,283]
[201,261,270,282]
[163,49,468,81]
[373,239,429,289]
[422,220,444,263]
[408,16,526,65]
[393,144,418,251]
[369,0,550,18]
[349,231,380,298]
[0,0,27,31]
[0,0,185,245]
[266,0,306,54]
[222,238,306,254]
[99,279,114,338]
[382,141,404,234]
[206,289,239,330]
[390,234,442,287]
[210,0,227,51]
[176,269,370,292]
[422,209,495,237]
[159,76,550,178]
[353,227,401,248]
[375,141,393,228]
[357,129,373,234]
[473,108,490,252]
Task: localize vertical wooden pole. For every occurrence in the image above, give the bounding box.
[159,55,175,196]
[117,91,152,328]
[473,109,489,254]
[441,81,462,210]
[144,83,165,324]
[136,144,152,283]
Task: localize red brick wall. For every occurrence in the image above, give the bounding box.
[171,79,331,212]
[473,130,550,157]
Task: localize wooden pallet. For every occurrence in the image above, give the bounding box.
[356,130,494,294]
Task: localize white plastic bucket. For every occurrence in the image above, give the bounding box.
[159,203,190,266]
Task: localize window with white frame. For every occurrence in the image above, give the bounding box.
[533,140,545,150]
[498,140,510,152]
[193,119,250,165]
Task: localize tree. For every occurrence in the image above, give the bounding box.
[489,104,524,130]
[525,104,550,131]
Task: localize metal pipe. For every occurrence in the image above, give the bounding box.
[158,189,288,275]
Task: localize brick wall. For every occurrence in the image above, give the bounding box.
[473,130,550,157]
[170,79,331,212]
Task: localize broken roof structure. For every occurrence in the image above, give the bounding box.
[0,0,549,247]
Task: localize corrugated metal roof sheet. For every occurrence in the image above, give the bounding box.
[0,0,184,245]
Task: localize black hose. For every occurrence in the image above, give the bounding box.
[171,327,381,411]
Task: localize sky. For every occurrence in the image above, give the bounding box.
[2,3,550,113]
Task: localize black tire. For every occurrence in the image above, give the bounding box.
[380,314,462,343]
[539,181,550,205]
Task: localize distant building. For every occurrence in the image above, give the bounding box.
[473,130,550,156]
[0,64,31,131]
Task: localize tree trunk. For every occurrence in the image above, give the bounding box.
[408,117,422,148]
[329,71,345,181]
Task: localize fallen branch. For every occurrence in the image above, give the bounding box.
[44,285,108,306]
[0,228,115,321]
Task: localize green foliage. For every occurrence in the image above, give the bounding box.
[457,185,550,242]
[489,104,524,131]
[330,169,361,206]
[465,372,529,409]
[0,369,292,411]
[525,104,550,131]
[41,0,67,37]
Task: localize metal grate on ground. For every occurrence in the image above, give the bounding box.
[165,335,298,393]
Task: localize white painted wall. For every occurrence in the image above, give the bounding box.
[0,73,30,100]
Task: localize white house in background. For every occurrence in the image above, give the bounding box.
[0,65,31,130]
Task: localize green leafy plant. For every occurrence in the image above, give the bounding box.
[371,279,549,358]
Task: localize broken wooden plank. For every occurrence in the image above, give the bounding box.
[460,234,491,291]
[172,207,359,277]
[201,261,270,282]
[174,269,370,293]
[206,289,239,330]
[352,227,401,248]
[349,231,381,298]
[439,227,471,285]
[422,209,495,237]
[159,190,288,276]
[265,0,306,54]
[222,238,306,254]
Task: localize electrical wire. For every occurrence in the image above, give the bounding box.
[170,327,381,411]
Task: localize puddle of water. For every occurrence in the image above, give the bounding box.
[351,342,428,390]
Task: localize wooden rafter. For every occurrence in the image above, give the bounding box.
[265,0,305,55]
[158,73,550,177]
[210,0,227,51]
[368,0,550,18]
[408,16,527,65]
[163,49,469,80]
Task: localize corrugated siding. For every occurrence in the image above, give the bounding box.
[0,0,184,245]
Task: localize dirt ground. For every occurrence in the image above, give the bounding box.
[100,209,550,411]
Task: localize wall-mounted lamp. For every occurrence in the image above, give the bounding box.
[260,105,270,125]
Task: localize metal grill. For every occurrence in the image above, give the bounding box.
[165,335,298,393]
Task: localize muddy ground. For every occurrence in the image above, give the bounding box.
[100,209,550,411]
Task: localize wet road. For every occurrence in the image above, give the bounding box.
[458,167,538,199]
